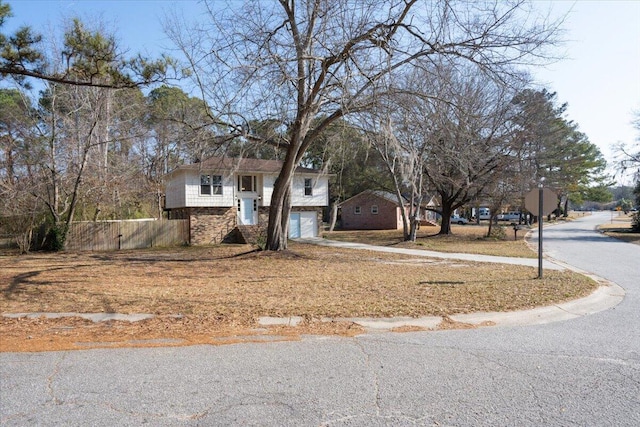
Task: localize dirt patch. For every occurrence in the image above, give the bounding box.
[435,316,496,330]
[0,315,365,352]
[436,316,476,330]
[1,243,596,352]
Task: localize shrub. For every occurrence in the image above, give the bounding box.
[487,225,507,240]
[43,225,66,251]
[255,229,267,251]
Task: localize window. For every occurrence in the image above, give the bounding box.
[211,175,222,195]
[371,205,379,214]
[200,174,223,196]
[238,175,256,192]
[304,178,313,196]
[354,206,362,215]
[200,174,211,195]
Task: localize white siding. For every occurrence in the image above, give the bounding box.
[166,168,328,209]
[292,175,329,207]
[183,171,235,207]
[261,174,276,206]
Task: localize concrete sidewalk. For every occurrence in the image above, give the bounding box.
[296,237,565,269]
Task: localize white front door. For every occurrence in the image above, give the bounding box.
[240,198,256,225]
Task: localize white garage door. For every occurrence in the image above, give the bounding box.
[289,211,318,238]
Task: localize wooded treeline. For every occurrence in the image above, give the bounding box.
[0,0,615,251]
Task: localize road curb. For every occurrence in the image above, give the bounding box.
[449,283,625,328]
[296,236,626,332]
[3,279,624,335]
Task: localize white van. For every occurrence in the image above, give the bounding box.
[478,207,491,220]
[497,211,521,222]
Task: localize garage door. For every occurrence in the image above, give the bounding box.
[289,211,317,238]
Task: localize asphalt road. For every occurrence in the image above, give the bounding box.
[1,212,639,426]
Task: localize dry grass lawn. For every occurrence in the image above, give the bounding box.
[324,224,537,258]
[1,242,597,352]
[598,212,640,245]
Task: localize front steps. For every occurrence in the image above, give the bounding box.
[235,225,266,245]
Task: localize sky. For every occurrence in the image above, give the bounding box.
[5,0,640,181]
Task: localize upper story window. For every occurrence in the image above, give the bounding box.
[354,206,361,215]
[200,174,222,195]
[304,178,313,196]
[371,205,379,214]
[238,175,256,192]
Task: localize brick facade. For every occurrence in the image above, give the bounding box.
[340,192,406,230]
[169,207,237,245]
[167,205,322,245]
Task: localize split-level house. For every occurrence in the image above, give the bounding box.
[164,157,329,244]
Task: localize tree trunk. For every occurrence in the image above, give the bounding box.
[439,203,453,235]
[408,215,419,241]
[487,215,494,237]
[392,184,409,240]
[266,150,298,251]
[328,200,339,232]
[406,196,424,242]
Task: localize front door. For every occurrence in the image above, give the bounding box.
[241,197,256,225]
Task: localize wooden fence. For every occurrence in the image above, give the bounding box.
[65,219,190,251]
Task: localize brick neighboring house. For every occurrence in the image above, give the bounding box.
[339,190,405,230]
[339,190,438,230]
[164,156,329,244]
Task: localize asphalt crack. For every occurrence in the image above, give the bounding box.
[46,352,67,406]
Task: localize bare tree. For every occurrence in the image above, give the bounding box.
[3,18,161,248]
[168,0,562,250]
[362,115,412,240]
[0,87,43,252]
[614,110,640,180]
[362,105,429,242]
[420,64,523,235]
[365,61,524,237]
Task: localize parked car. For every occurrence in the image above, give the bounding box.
[451,215,469,225]
[497,211,521,223]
